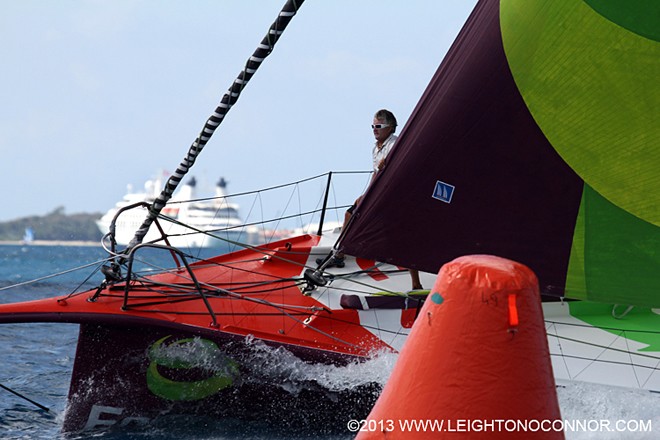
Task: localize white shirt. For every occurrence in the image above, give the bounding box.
[372,134,397,172]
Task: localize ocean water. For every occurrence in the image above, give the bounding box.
[1,244,659,439]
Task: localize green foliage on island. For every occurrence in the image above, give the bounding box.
[0,207,103,242]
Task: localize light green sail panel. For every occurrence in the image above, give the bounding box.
[500,0,660,226]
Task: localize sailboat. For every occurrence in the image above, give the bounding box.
[21,227,35,245]
[0,0,658,434]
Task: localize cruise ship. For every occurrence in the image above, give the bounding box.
[96,174,255,249]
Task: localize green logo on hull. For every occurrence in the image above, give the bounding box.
[146,336,239,401]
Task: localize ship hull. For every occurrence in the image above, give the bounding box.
[65,322,379,434]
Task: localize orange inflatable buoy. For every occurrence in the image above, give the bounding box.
[356,255,564,439]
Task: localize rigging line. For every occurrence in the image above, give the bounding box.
[222,204,352,231]
[63,265,107,300]
[257,190,271,244]
[135,233,310,281]
[262,257,407,292]
[127,266,278,295]
[304,183,331,235]
[328,266,411,279]
[113,256,185,279]
[115,279,415,341]
[330,172,375,253]
[149,183,353,236]
[97,291,198,302]
[0,257,112,292]
[238,297,362,350]
[296,182,304,232]
[0,382,49,412]
[127,247,415,301]
[202,280,306,296]
[128,270,303,291]
[115,249,422,318]
[546,322,572,382]
[315,284,390,298]
[547,333,660,362]
[643,355,660,389]
[118,272,297,306]
[128,0,306,250]
[548,352,660,373]
[159,267,304,289]
[329,274,417,296]
[172,172,329,205]
[210,171,373,203]
[207,282,302,294]
[232,245,420,289]
[106,243,314,297]
[197,276,307,297]
[189,270,309,288]
[623,331,643,388]
[245,205,351,234]
[329,179,342,227]
[119,277,204,295]
[323,270,410,297]
[109,240,266,276]
[122,293,324,315]
[321,315,412,338]
[165,170,373,205]
[152,203,352,251]
[125,274,360,350]
[121,309,314,317]
[129,253,300,285]
[157,196,266,249]
[188,171,373,241]
[249,191,269,246]
[282,182,300,231]
[121,277,306,299]
[132,278,309,299]
[545,319,660,335]
[211,283,306,296]
[318,282,426,298]
[264,183,297,241]
[218,290,343,340]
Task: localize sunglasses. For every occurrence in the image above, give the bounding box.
[371,124,390,129]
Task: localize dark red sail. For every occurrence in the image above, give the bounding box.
[340,0,583,297]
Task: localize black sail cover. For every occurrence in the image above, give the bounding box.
[339,0,660,305]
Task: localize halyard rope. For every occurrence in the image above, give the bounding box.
[128,0,305,250]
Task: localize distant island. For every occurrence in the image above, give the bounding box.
[0,207,103,243]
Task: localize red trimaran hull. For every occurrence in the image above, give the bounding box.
[0,233,427,432]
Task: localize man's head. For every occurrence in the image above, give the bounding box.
[372,109,397,144]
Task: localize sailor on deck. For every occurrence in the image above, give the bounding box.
[319,109,423,290]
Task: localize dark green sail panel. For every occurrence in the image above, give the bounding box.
[583,0,660,42]
[568,185,660,307]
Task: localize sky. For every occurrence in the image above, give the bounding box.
[1,0,477,223]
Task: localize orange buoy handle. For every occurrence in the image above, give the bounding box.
[508,292,519,328]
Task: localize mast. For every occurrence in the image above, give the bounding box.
[128,0,305,249]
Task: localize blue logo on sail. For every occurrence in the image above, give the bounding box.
[432,180,455,203]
